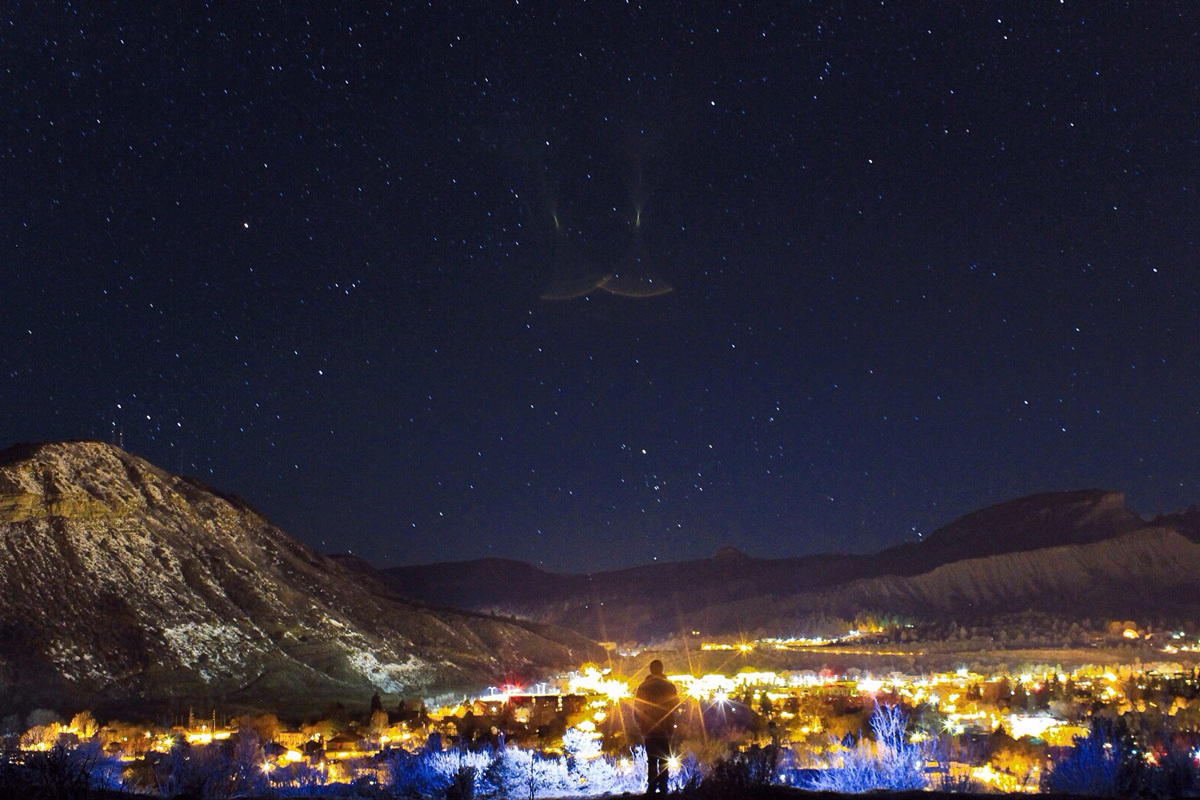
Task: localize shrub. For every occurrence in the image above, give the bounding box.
[1045,717,1200,800]
[802,703,928,793]
[1042,717,1147,797]
[697,743,780,798]
[1147,734,1200,800]
[270,760,342,797]
[388,747,495,799]
[151,741,234,799]
[670,751,704,794]
[22,743,95,800]
[1042,725,1122,795]
[445,765,477,800]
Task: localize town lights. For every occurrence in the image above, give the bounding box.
[568,665,630,700]
[602,681,630,701]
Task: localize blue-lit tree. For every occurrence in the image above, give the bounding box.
[485,746,569,800]
[1043,717,1144,797]
[803,703,929,792]
[388,747,496,799]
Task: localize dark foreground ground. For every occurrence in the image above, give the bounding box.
[0,790,1124,800]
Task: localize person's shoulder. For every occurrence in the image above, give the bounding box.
[636,675,663,691]
[648,675,677,692]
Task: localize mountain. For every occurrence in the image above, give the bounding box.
[385,489,1197,642]
[879,489,1145,567]
[695,526,1200,635]
[0,441,599,718]
[381,557,573,611]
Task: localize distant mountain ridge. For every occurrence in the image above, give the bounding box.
[6,439,1191,717]
[0,441,599,717]
[385,490,1200,642]
[703,526,1200,634]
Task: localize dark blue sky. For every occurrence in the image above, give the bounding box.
[3,2,1199,572]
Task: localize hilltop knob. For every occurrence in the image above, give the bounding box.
[713,546,750,561]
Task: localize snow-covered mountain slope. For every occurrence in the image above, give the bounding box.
[0,441,597,716]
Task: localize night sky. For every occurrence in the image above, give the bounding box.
[4,3,1200,572]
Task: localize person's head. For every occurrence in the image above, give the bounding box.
[649,659,665,676]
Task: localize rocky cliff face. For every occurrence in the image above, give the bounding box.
[0,441,597,717]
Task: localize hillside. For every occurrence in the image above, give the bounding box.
[701,526,1200,635]
[0,441,599,717]
[385,490,1198,642]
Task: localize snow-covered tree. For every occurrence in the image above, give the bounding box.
[389,747,495,799]
[803,703,929,792]
[562,725,614,793]
[485,746,569,800]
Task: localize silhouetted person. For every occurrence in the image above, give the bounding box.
[634,659,679,794]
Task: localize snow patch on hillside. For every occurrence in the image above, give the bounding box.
[46,642,111,683]
[162,622,254,681]
[343,647,434,693]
